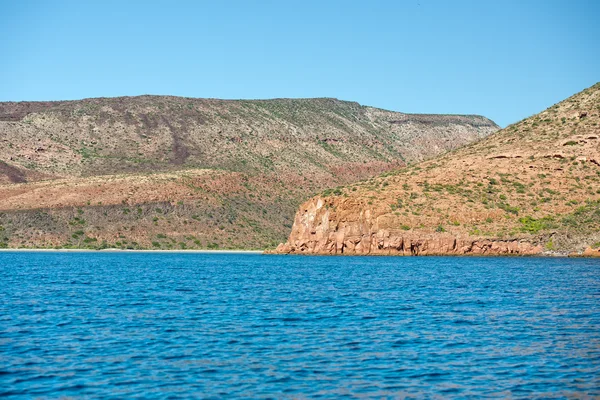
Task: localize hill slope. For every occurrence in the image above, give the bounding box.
[0,96,497,250]
[275,83,600,256]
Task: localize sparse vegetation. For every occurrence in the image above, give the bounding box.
[277,83,600,255]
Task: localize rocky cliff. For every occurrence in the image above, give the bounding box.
[274,83,600,256]
[274,197,542,255]
[0,96,498,249]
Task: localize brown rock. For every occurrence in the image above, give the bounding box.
[582,247,600,257]
[277,196,543,256]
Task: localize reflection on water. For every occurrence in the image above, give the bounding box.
[1,252,599,397]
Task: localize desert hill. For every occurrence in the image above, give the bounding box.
[0,96,497,249]
[275,83,600,256]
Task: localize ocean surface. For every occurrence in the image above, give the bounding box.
[1,252,599,398]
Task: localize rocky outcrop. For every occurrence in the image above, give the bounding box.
[272,197,542,256]
[582,247,600,257]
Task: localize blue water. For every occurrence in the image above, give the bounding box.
[1,252,599,398]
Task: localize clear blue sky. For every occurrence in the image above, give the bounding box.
[1,0,598,127]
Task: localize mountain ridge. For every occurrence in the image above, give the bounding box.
[0,95,498,249]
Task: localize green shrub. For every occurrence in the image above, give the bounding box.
[518,216,556,233]
[498,202,519,215]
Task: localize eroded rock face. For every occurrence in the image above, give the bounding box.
[273,197,542,256]
[582,247,600,257]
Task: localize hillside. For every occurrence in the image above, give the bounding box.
[274,83,600,257]
[0,96,498,249]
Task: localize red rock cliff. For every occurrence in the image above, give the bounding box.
[273,196,542,256]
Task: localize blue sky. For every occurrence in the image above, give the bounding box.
[1,0,598,127]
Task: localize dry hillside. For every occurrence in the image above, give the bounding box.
[0,96,497,249]
[275,83,600,256]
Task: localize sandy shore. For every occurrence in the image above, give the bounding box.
[0,248,264,254]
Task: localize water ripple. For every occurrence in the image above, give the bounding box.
[0,252,599,397]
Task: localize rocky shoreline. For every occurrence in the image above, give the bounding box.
[272,236,542,256]
[269,197,600,257]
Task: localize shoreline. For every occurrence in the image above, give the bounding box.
[0,248,597,258]
[0,248,265,254]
